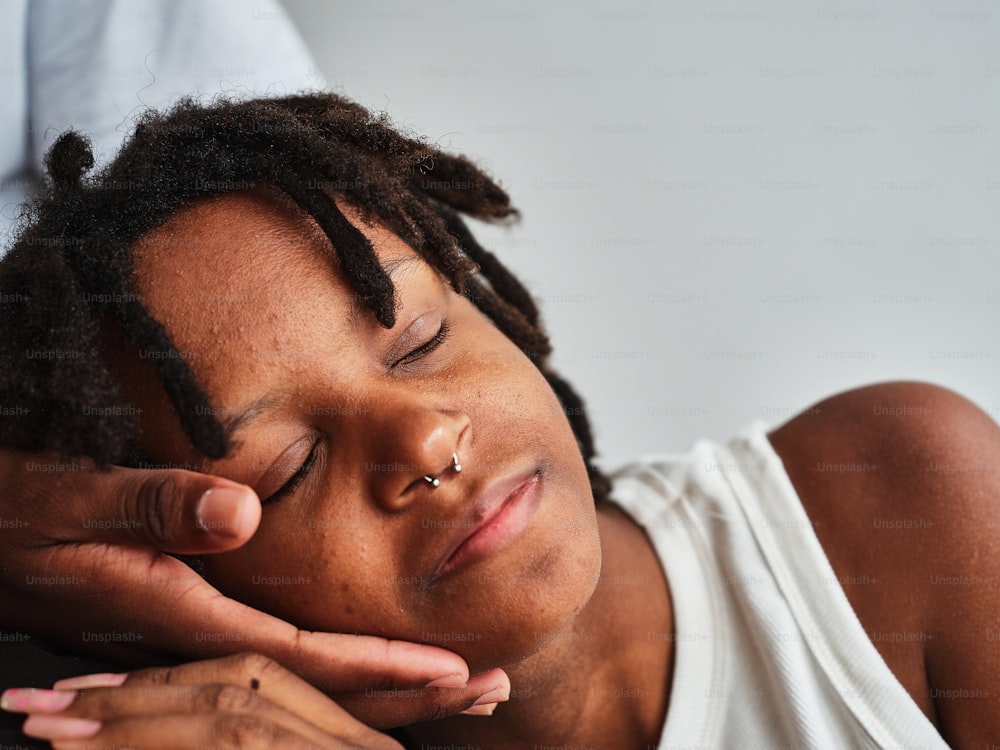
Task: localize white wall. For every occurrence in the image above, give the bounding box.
[280,1,1000,467]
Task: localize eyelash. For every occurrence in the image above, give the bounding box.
[262,441,320,506]
[262,320,452,507]
[392,319,452,369]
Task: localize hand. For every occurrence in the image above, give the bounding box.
[1,653,475,749]
[0,450,507,727]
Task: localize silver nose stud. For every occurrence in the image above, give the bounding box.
[424,453,462,488]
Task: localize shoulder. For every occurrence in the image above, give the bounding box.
[768,380,1000,745]
[769,380,999,528]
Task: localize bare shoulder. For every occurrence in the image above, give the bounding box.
[767,380,1000,746]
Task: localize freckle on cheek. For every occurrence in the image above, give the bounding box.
[337,582,354,615]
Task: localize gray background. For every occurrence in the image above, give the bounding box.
[280,1,999,467]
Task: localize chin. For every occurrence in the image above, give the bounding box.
[427,521,604,673]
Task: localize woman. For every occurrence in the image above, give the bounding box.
[1,94,997,748]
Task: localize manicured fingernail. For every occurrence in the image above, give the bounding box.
[473,685,510,705]
[460,702,498,716]
[1,688,76,714]
[425,673,467,689]
[22,714,101,740]
[196,487,250,538]
[53,673,127,690]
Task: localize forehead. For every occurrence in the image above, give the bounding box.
[129,193,420,401]
[135,192,343,295]
[132,191,415,314]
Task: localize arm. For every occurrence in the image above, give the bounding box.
[770,380,1000,746]
[887,384,1000,746]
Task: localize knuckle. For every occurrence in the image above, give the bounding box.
[195,683,258,714]
[210,713,278,747]
[137,664,177,686]
[73,686,125,719]
[425,699,452,722]
[133,474,179,542]
[231,652,286,682]
[370,675,397,693]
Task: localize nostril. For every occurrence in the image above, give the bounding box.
[406,452,463,497]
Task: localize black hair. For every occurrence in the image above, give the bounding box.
[0,93,611,504]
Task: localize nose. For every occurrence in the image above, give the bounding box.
[363,398,470,512]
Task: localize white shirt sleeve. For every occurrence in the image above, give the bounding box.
[0,0,30,239]
[2,0,326,246]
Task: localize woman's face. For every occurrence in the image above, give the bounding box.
[130,193,602,671]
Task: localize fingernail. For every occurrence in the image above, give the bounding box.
[425,673,467,689]
[53,673,127,690]
[473,685,510,705]
[1,688,76,714]
[22,715,101,740]
[460,702,498,716]
[196,487,250,538]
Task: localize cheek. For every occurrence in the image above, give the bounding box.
[431,331,603,667]
[201,509,410,637]
[204,314,603,665]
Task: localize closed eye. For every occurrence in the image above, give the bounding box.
[392,319,451,368]
[261,440,320,506]
[262,321,450,507]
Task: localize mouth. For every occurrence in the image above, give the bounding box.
[432,468,544,579]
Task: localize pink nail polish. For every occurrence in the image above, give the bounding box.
[425,673,467,689]
[22,714,101,740]
[460,702,498,716]
[52,673,127,690]
[472,685,510,705]
[1,688,76,714]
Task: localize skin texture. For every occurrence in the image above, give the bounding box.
[0,450,505,729]
[4,654,406,749]
[128,193,604,674]
[769,381,1000,745]
[48,191,996,748]
[115,192,677,748]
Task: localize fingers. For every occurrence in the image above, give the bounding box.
[31,710,401,750]
[26,544,474,692]
[336,667,511,727]
[79,653,361,738]
[103,470,261,553]
[40,684,350,748]
[51,653,510,731]
[278,631,473,693]
[3,657,410,748]
[2,655,466,748]
[45,714,328,750]
[4,532,486,728]
[0,447,500,730]
[0,448,261,554]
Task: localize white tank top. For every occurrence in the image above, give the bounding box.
[608,420,949,749]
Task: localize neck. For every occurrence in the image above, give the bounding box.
[402,503,674,749]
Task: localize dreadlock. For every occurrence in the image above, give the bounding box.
[0,93,611,504]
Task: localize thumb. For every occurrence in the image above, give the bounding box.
[64,465,261,554]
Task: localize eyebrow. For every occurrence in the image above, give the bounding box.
[346,255,425,325]
[225,391,288,435]
[225,255,426,435]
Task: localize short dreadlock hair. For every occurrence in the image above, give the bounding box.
[0,93,610,503]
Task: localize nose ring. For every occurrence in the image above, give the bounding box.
[424,453,462,488]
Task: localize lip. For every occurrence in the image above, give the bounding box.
[432,468,543,579]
